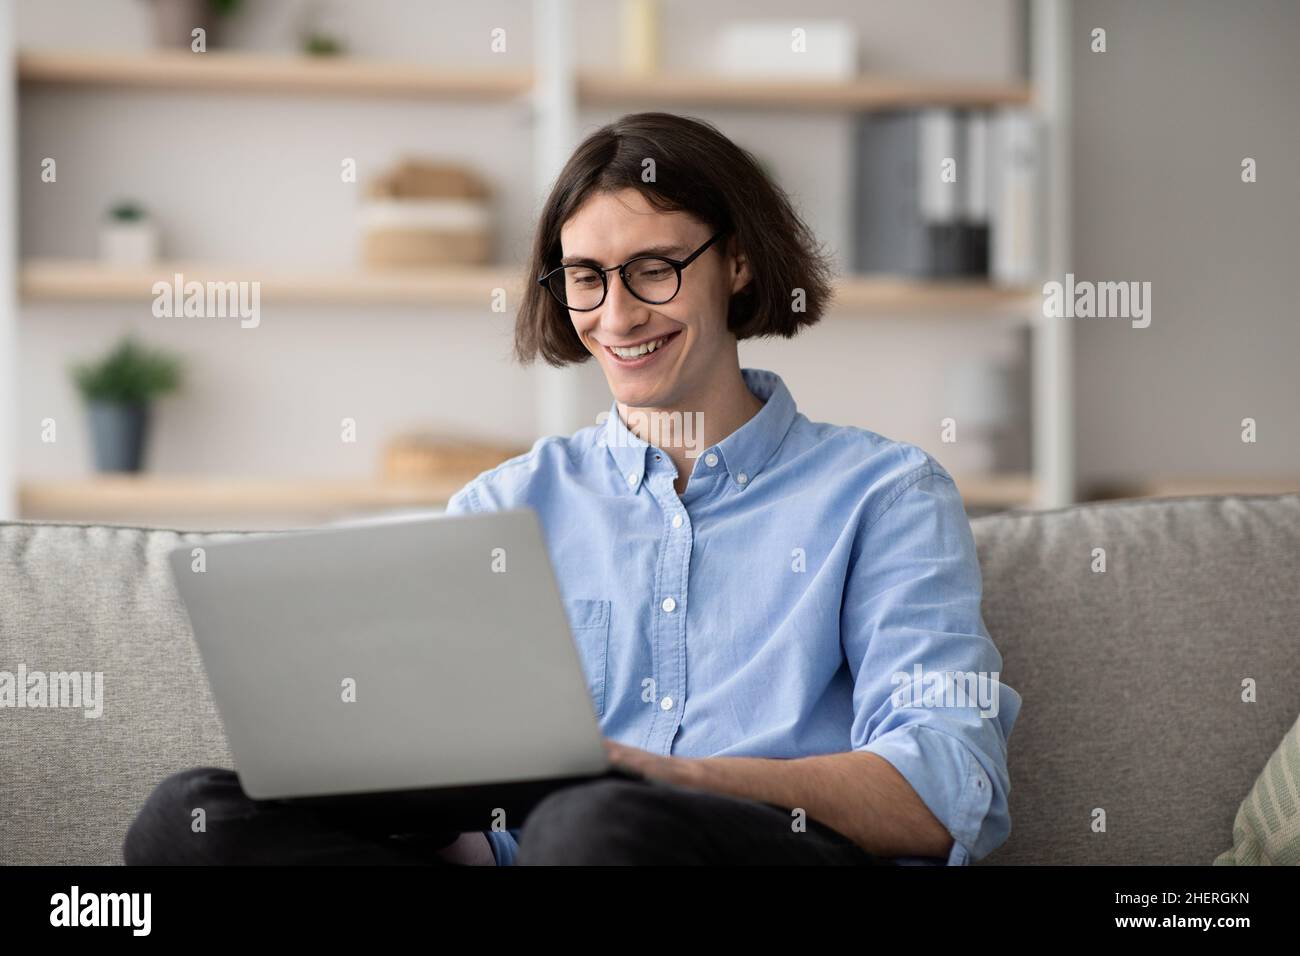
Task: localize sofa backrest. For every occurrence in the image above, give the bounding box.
[1,523,246,864]
[2,493,1297,865]
[971,493,1300,864]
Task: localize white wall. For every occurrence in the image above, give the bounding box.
[1070,0,1300,487]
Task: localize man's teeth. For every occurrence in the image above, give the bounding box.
[610,335,671,359]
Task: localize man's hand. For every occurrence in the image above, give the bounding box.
[603,739,702,788]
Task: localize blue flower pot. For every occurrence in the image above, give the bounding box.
[87,401,151,473]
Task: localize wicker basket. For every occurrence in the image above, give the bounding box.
[383,433,524,482]
[361,159,492,268]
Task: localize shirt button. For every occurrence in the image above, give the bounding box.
[704,453,718,467]
[661,597,676,613]
[626,472,638,488]
[660,696,674,710]
[736,472,749,485]
[671,514,683,529]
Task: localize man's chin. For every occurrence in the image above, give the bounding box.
[609,384,668,410]
[601,367,674,410]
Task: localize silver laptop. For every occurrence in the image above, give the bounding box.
[168,508,633,832]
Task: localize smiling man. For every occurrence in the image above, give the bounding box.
[451,112,1022,865]
[123,112,1020,868]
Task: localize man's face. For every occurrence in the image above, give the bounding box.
[558,188,748,410]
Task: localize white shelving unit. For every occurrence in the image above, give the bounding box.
[0,0,1075,522]
[1030,0,1075,508]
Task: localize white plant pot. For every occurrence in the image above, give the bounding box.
[150,0,213,50]
[100,220,159,266]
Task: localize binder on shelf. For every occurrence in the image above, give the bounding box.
[960,110,992,277]
[918,108,960,225]
[852,111,933,277]
[963,112,991,222]
[988,109,1043,287]
[852,109,989,279]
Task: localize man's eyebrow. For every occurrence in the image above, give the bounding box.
[560,243,687,266]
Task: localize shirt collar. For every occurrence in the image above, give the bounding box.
[601,368,798,491]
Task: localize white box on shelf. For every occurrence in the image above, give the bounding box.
[717,20,857,79]
[99,220,158,266]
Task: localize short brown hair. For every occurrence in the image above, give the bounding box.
[514,112,833,366]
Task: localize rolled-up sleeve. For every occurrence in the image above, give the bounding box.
[841,462,1021,865]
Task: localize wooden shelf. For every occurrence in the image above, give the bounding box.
[17,50,1028,111]
[18,471,1038,525]
[21,260,1032,314]
[832,276,1033,313]
[577,71,1032,110]
[19,475,470,521]
[21,259,523,307]
[17,49,531,99]
[950,473,1037,508]
[1136,476,1300,498]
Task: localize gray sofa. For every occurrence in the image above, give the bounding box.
[3,493,1298,865]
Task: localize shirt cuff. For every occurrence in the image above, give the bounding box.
[859,723,995,866]
[484,828,521,866]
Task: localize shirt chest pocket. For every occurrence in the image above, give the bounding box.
[564,598,611,720]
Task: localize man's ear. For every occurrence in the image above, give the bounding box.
[728,238,753,295]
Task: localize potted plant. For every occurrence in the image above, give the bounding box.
[100,200,159,265]
[71,337,184,473]
[146,0,243,50]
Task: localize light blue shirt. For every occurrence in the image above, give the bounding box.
[448,368,1021,867]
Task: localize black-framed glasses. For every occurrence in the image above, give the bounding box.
[538,229,726,312]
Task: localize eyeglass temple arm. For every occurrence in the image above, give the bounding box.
[679,229,726,268]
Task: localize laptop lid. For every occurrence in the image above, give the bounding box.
[168,508,609,800]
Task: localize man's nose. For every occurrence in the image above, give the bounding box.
[598,269,647,335]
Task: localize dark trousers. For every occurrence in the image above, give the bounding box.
[123,767,892,865]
